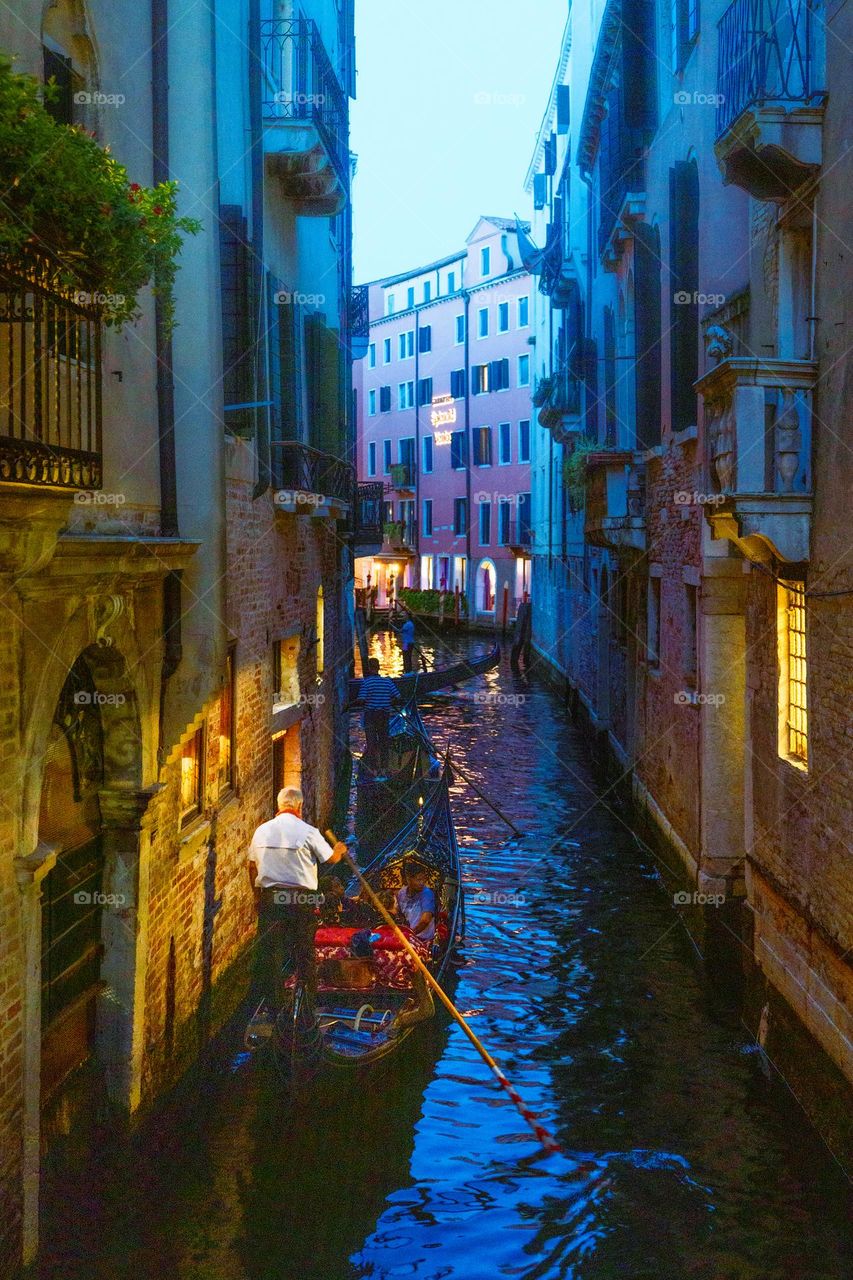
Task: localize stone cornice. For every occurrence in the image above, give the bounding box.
[577,0,623,175]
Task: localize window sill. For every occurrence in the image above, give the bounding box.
[178,815,211,863]
[779,752,809,775]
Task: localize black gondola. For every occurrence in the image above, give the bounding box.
[274,760,462,1071]
[354,695,445,851]
[348,643,500,707]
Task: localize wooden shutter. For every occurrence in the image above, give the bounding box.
[556,85,570,134]
[669,161,699,433]
[634,224,662,448]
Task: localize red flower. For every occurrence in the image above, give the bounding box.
[152,206,163,216]
[129,183,141,191]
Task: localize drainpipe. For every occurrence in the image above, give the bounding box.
[463,288,472,613]
[414,307,420,585]
[249,0,270,497]
[152,0,183,755]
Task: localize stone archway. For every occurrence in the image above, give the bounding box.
[35,643,145,1135]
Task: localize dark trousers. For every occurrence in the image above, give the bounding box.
[364,707,391,773]
[254,890,318,1008]
[402,647,414,673]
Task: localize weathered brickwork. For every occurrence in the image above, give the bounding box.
[0,590,23,1277]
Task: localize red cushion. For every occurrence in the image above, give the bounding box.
[314,925,359,946]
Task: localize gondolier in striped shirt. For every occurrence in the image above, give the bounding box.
[360,657,399,777]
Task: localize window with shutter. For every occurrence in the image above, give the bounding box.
[450,369,466,399]
[220,207,253,436]
[604,306,618,446]
[419,325,432,353]
[43,47,76,125]
[418,377,433,406]
[669,160,699,434]
[379,385,391,412]
[533,173,548,210]
[634,224,662,448]
[556,84,570,134]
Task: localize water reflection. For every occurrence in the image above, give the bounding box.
[40,637,851,1280]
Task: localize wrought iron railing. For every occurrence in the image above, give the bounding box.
[349,284,369,342]
[354,481,384,542]
[260,18,349,192]
[506,517,532,550]
[0,252,102,489]
[716,0,815,136]
[271,440,354,504]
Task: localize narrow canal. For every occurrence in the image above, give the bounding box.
[40,636,851,1280]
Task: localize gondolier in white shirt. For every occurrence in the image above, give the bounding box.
[248,786,348,1011]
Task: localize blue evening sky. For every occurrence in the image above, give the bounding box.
[351,0,569,283]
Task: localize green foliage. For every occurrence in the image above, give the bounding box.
[398,588,468,616]
[563,437,598,513]
[0,57,200,330]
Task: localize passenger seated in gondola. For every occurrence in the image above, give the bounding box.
[395,858,436,942]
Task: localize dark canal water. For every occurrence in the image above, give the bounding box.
[40,635,851,1280]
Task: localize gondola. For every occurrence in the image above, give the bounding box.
[348,643,500,707]
[274,762,462,1072]
[353,694,444,852]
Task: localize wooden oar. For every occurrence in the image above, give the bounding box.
[446,753,523,837]
[326,831,561,1156]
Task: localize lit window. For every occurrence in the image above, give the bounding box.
[180,726,205,826]
[273,635,301,709]
[218,648,236,795]
[778,582,808,768]
[316,586,325,677]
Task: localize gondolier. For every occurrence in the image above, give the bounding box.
[249,786,348,1011]
[360,657,399,776]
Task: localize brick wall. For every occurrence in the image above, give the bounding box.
[0,591,23,1276]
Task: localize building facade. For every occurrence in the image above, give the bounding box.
[526,0,852,1134]
[0,0,364,1271]
[355,218,533,621]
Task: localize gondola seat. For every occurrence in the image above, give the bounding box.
[312,924,430,992]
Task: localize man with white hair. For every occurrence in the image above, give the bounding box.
[249,786,348,1011]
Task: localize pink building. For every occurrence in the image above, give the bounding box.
[355,217,533,620]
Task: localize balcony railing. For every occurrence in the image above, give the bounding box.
[536,367,583,440]
[716,0,815,137]
[349,284,369,344]
[505,517,532,551]
[353,480,384,545]
[389,461,415,489]
[271,440,354,509]
[583,450,647,550]
[696,357,815,561]
[260,18,349,213]
[382,518,417,551]
[0,252,102,490]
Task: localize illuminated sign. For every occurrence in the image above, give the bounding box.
[430,393,457,430]
[434,430,453,446]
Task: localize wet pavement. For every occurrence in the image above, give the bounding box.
[40,634,851,1280]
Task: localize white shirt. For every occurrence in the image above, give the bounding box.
[249,811,334,890]
[396,885,436,941]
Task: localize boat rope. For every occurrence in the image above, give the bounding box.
[328,835,561,1158]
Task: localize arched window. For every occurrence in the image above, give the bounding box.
[316,586,325,676]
